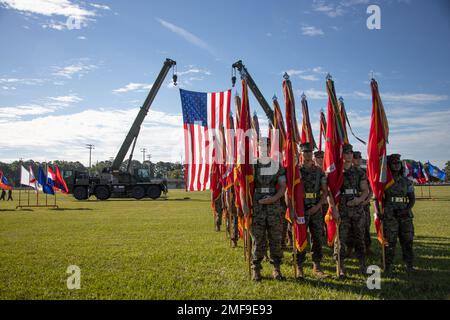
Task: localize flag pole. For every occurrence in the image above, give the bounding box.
[335,221,341,277]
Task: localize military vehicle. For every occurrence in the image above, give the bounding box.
[64,58,177,200]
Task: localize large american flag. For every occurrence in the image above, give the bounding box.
[180,89,232,191]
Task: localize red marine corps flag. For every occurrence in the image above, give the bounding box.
[367,79,394,244]
[236,79,254,228]
[323,75,346,246]
[300,93,317,150]
[283,73,308,253]
[318,110,327,151]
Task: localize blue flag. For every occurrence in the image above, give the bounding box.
[427,162,447,181]
[38,166,55,195]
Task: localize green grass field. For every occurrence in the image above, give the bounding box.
[0,186,449,300]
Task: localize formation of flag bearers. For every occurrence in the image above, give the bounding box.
[207,72,423,281]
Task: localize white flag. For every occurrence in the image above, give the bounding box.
[20,165,39,192]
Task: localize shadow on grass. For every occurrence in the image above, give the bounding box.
[0,209,19,212]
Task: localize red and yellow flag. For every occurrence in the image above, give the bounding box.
[323,77,345,246]
[270,98,287,163]
[367,79,394,244]
[300,94,317,149]
[283,76,308,252]
[236,79,254,230]
[318,110,327,151]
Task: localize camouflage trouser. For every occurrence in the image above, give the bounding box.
[251,201,283,270]
[229,206,239,241]
[297,210,324,265]
[383,208,414,266]
[334,206,366,261]
[322,204,329,240]
[364,204,371,248]
[214,197,223,227]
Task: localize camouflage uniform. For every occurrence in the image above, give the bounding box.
[227,188,239,242]
[251,159,286,272]
[347,167,372,251]
[334,166,367,265]
[383,173,415,269]
[363,170,372,249]
[214,193,223,231]
[297,165,327,265]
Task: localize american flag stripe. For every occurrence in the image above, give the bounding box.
[180,89,231,192]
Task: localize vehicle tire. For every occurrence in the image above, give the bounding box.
[73,186,88,200]
[94,185,110,200]
[147,185,161,199]
[132,185,146,200]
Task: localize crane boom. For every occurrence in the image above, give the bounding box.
[112,58,176,172]
[232,60,274,125]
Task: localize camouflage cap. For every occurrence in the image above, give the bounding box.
[388,153,401,163]
[353,151,362,159]
[314,150,324,158]
[343,143,353,153]
[300,142,312,152]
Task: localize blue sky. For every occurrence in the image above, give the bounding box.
[0,0,449,167]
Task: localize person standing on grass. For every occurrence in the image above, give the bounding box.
[294,143,329,280]
[0,189,5,201]
[241,138,287,282]
[334,144,369,277]
[375,154,416,275]
[7,189,13,201]
[352,151,373,256]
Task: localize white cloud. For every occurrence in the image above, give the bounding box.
[0,104,56,120]
[0,0,96,20]
[177,68,211,76]
[90,3,110,10]
[52,61,97,78]
[113,83,153,93]
[299,75,319,81]
[0,94,82,121]
[302,26,324,36]
[0,78,44,85]
[77,35,86,40]
[49,94,82,104]
[156,18,216,56]
[303,88,328,100]
[0,108,185,165]
[283,67,326,81]
[312,1,344,17]
[349,91,448,104]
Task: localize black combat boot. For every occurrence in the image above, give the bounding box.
[231,239,238,248]
[272,265,285,281]
[215,224,220,232]
[359,259,367,275]
[405,263,415,274]
[383,264,393,276]
[252,269,262,282]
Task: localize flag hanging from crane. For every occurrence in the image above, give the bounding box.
[180,89,232,191]
[323,76,345,246]
[300,94,317,150]
[283,75,308,252]
[367,79,394,244]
